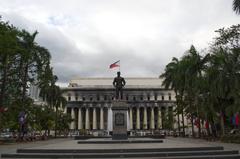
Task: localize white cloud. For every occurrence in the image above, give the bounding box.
[0,0,239,86]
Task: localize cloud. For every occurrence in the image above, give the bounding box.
[0,0,239,87]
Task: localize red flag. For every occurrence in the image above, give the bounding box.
[109,60,120,69]
[236,113,239,126]
[205,120,209,129]
[0,107,8,113]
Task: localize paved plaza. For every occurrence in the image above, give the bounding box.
[1,137,240,158]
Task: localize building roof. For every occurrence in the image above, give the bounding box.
[63,77,165,89]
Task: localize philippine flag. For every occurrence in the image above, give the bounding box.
[109,60,120,69]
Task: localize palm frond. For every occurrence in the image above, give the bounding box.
[233,0,240,14]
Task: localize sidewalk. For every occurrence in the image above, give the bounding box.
[0,138,70,155]
[167,137,240,152]
[1,137,240,158]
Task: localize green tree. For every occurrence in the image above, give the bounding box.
[0,17,59,137]
[160,57,186,136]
[233,0,240,14]
[182,45,209,138]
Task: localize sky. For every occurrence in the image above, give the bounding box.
[0,0,239,86]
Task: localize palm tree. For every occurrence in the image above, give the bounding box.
[181,45,210,138]
[233,0,240,14]
[160,57,186,136]
[18,30,39,108]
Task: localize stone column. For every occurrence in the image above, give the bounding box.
[78,108,83,130]
[63,106,67,114]
[136,107,140,129]
[100,107,104,130]
[143,107,148,129]
[157,107,162,129]
[70,108,75,129]
[165,106,169,120]
[93,107,97,130]
[85,108,90,130]
[150,107,155,129]
[107,106,113,132]
[60,102,62,111]
[129,107,133,130]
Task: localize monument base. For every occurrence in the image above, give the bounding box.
[112,100,128,140]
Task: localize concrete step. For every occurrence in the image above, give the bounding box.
[17,146,224,153]
[2,150,239,158]
[77,139,163,144]
[162,154,240,159]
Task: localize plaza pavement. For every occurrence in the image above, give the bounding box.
[1,137,240,158]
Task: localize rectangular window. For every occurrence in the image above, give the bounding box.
[162,95,164,101]
[68,96,71,101]
[147,96,150,101]
[75,96,78,101]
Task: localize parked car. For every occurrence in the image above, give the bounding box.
[0,132,13,138]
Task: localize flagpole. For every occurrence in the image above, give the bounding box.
[119,60,121,72]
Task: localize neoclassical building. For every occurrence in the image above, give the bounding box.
[61,77,177,135]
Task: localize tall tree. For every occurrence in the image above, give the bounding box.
[182,45,209,138]
[233,0,240,14]
[160,57,186,136]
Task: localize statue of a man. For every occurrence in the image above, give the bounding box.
[113,71,126,100]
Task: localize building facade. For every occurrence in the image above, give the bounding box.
[62,77,177,136]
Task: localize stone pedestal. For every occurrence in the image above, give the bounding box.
[112,100,128,140]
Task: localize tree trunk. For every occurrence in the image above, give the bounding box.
[220,111,225,136]
[210,118,217,138]
[54,105,58,138]
[191,114,195,138]
[177,112,181,135]
[198,118,201,138]
[181,107,185,136]
[21,63,29,106]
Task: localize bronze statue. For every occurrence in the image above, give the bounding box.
[113,72,126,100]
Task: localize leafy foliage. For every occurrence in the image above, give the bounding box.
[0,17,70,136]
[233,0,240,14]
[161,24,240,138]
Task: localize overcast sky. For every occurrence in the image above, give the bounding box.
[0,0,239,86]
